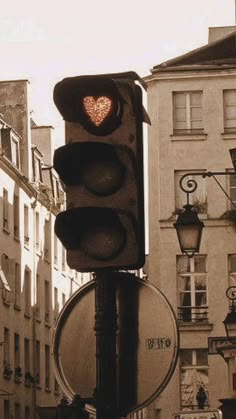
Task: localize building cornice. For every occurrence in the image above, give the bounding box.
[145,68,236,83]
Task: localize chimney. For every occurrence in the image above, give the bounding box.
[208,26,236,43]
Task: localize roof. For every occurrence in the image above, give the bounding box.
[151,29,236,73]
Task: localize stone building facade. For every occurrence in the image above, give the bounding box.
[145,26,236,418]
[0,79,90,419]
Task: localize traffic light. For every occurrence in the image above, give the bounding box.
[53,72,147,272]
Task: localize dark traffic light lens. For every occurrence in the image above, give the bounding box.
[81,223,125,260]
[81,144,125,196]
[55,208,126,261]
[54,142,126,196]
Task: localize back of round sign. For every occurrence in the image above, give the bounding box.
[53,275,179,415]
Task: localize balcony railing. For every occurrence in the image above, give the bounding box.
[178,306,208,323]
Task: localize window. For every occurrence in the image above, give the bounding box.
[180,349,208,409]
[14,262,21,309]
[1,128,21,170]
[45,344,50,390]
[173,91,203,135]
[1,254,11,303]
[14,334,22,380]
[54,234,58,266]
[228,255,236,292]
[35,340,40,384]
[62,247,66,271]
[13,194,20,239]
[4,400,10,419]
[52,174,60,200]
[35,212,40,252]
[24,338,30,376]
[3,188,9,231]
[44,218,50,261]
[14,403,20,419]
[44,280,50,323]
[11,137,20,169]
[14,333,20,369]
[54,287,59,321]
[177,255,208,322]
[224,89,236,133]
[36,274,41,319]
[228,172,236,209]
[175,171,207,214]
[24,268,31,317]
[32,148,42,183]
[3,327,10,366]
[24,205,29,246]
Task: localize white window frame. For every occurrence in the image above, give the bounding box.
[173,91,203,134]
[14,262,21,309]
[223,89,236,133]
[32,148,43,183]
[24,205,29,247]
[3,188,9,232]
[11,134,20,169]
[177,255,208,322]
[13,193,20,239]
[180,349,208,409]
[24,268,31,317]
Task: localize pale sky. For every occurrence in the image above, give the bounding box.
[0,0,235,144]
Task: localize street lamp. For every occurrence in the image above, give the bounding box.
[174,203,204,258]
[174,150,236,257]
[223,286,236,345]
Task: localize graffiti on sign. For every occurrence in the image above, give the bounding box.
[145,337,171,350]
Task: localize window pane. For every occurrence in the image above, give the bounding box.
[180,291,191,306]
[195,292,207,306]
[175,108,186,122]
[195,275,206,290]
[177,256,190,273]
[179,276,191,291]
[174,92,186,106]
[196,349,208,366]
[194,256,206,272]
[225,90,236,103]
[191,107,202,120]
[229,255,236,273]
[180,350,192,366]
[190,92,201,105]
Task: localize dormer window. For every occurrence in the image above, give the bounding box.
[51,174,60,200]
[32,146,43,183]
[1,128,21,169]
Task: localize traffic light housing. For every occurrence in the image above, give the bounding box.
[53,72,146,272]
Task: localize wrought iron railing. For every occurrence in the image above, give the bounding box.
[178,306,209,322]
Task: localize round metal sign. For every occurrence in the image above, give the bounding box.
[53,276,179,414]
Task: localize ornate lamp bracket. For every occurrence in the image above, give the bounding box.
[179,171,236,209]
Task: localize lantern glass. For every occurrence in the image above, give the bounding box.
[174,204,204,257]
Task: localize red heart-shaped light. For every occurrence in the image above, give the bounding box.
[83,96,112,126]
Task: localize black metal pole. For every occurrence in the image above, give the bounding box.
[94,271,118,419]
